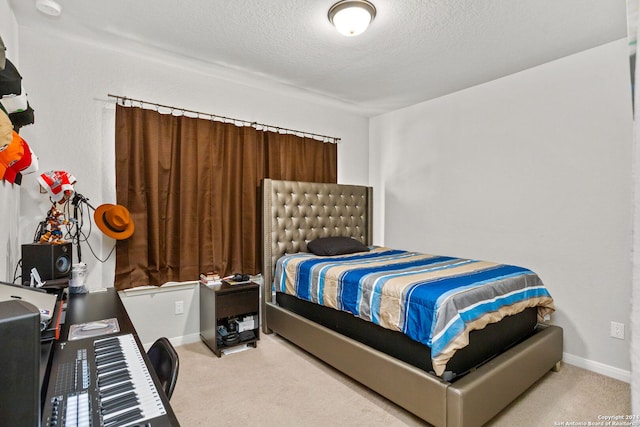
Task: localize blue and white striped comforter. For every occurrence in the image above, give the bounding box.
[273,247,555,376]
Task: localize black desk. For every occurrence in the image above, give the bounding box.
[59,288,135,341]
[41,288,180,426]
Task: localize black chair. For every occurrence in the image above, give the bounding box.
[147,337,179,400]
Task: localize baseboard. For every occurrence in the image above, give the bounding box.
[563,352,631,383]
[143,333,201,350]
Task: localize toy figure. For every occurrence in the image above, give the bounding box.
[39,204,69,244]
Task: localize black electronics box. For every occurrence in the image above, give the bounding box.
[0,299,41,426]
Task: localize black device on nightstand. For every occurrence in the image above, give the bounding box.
[199,281,260,357]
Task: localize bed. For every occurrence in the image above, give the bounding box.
[261,178,563,427]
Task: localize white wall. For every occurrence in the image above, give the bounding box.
[14,27,370,289]
[118,283,200,348]
[632,41,640,414]
[0,0,20,282]
[370,39,633,377]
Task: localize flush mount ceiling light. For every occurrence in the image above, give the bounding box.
[35,0,62,17]
[328,0,376,37]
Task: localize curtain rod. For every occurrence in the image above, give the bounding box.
[107,94,341,144]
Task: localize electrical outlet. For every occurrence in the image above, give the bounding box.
[175,301,184,315]
[610,321,625,340]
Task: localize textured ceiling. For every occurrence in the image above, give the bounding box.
[8,0,629,116]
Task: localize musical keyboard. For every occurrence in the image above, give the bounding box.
[41,289,179,427]
[42,333,174,427]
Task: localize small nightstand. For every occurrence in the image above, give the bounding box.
[199,281,260,357]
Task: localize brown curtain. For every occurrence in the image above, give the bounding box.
[114,105,337,290]
[264,133,337,181]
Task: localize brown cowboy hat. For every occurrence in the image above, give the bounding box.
[94,204,134,240]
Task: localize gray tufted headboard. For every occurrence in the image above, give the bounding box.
[261,179,373,310]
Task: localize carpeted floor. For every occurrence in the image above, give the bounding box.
[170,334,630,426]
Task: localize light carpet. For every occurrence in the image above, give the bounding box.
[170,334,630,426]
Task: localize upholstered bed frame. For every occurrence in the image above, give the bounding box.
[261,178,563,427]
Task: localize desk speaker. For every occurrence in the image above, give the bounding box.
[0,300,40,426]
[22,242,72,285]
